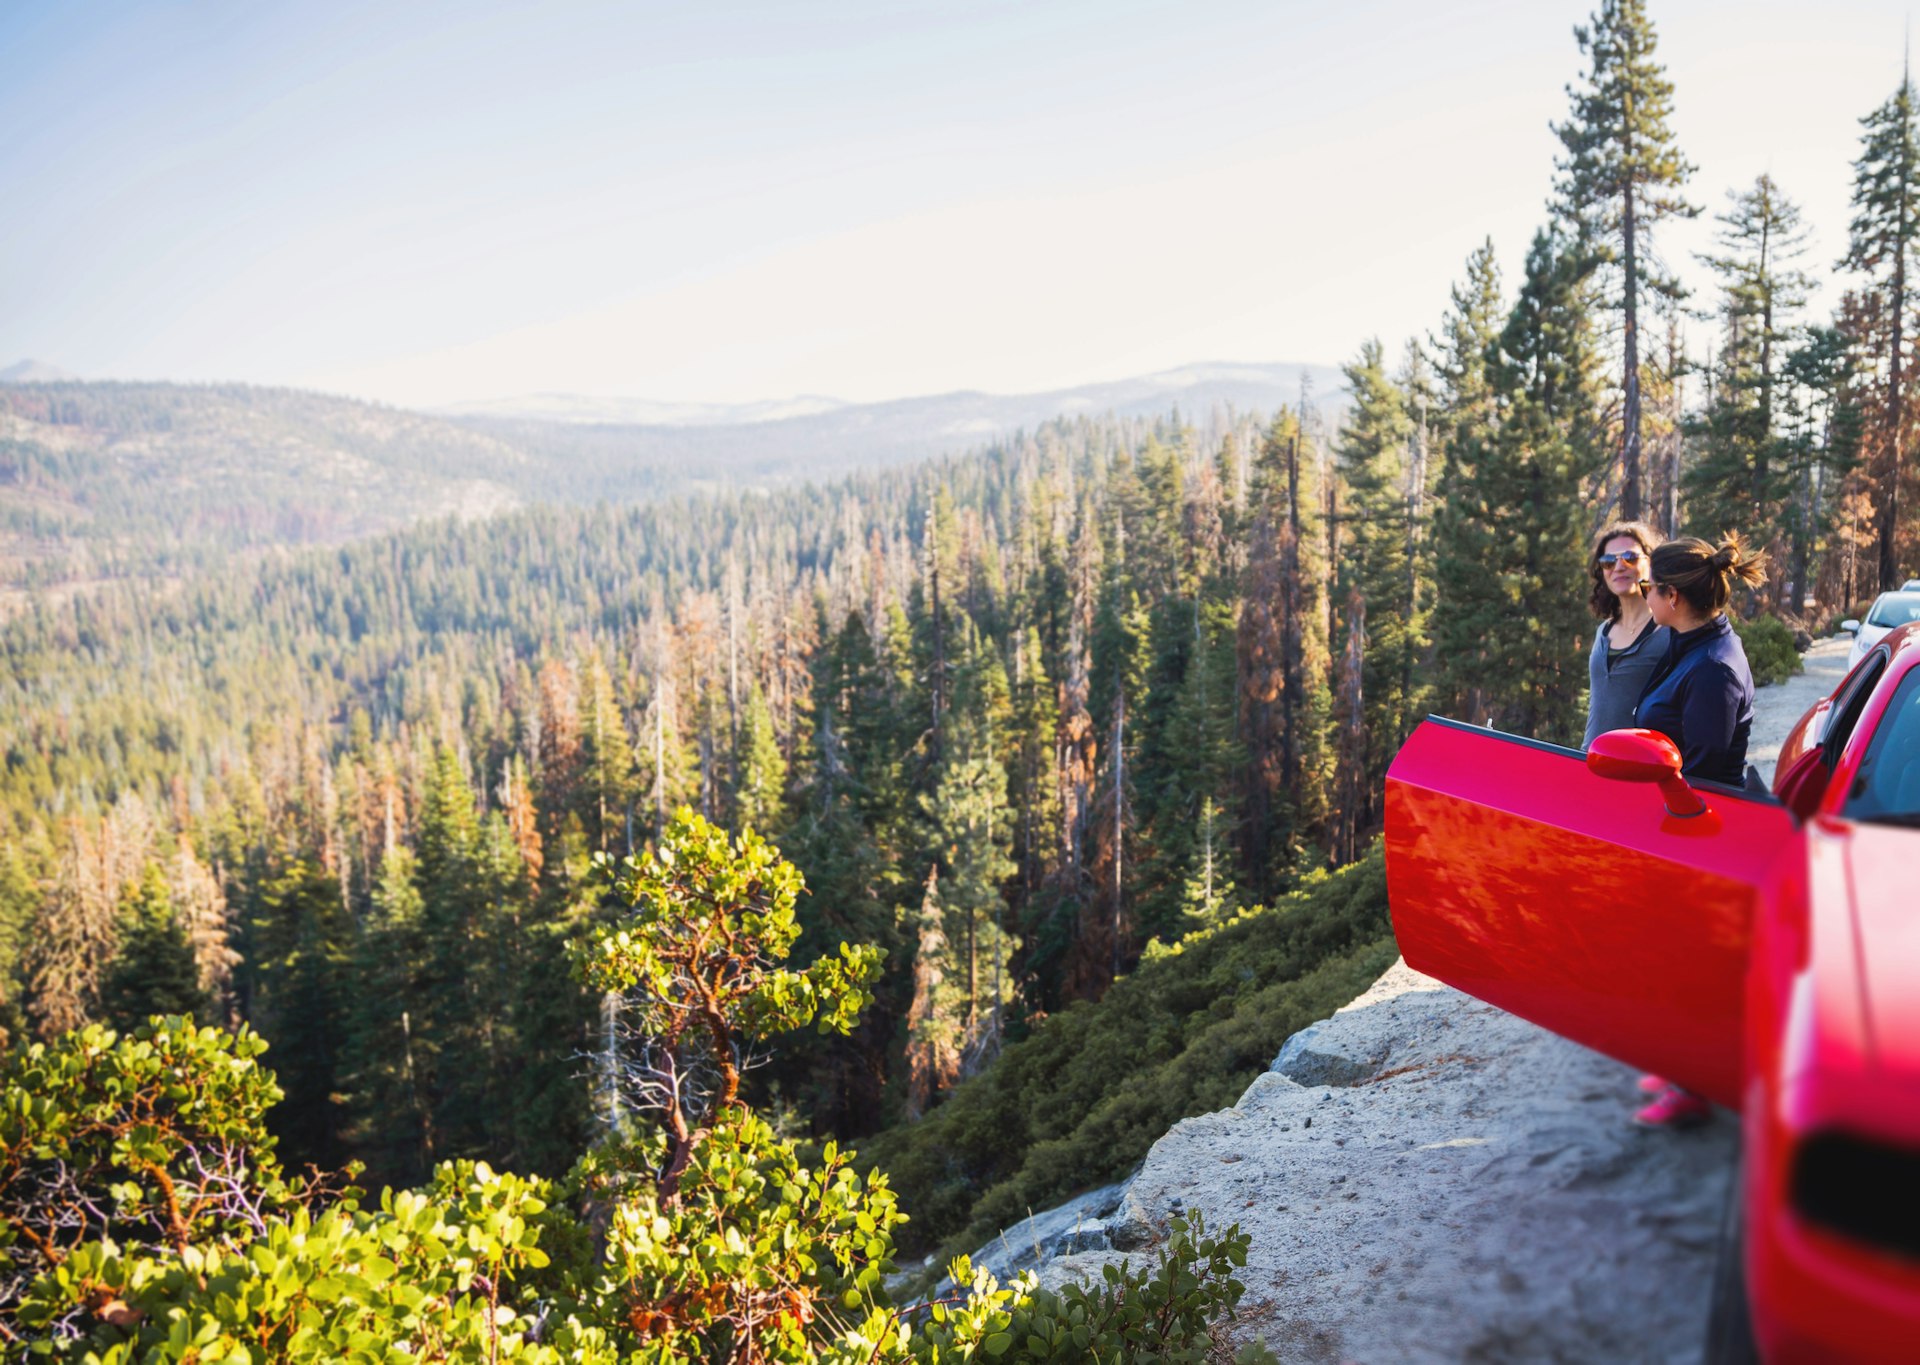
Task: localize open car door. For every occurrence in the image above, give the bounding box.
[1386,718,1797,1106]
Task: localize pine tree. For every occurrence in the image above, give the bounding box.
[772,608,903,1135]
[1434,228,1597,744]
[1431,243,1507,722]
[1687,175,1815,578]
[1237,408,1329,893]
[732,680,788,836]
[344,845,435,1186]
[1334,340,1422,823]
[1330,589,1367,867]
[1781,325,1868,608]
[497,754,544,884]
[1146,594,1243,938]
[408,747,519,1163]
[29,797,154,1039]
[1079,524,1152,994]
[1841,69,1920,587]
[165,834,236,1012]
[99,863,208,1030]
[1555,0,1697,518]
[577,650,635,853]
[0,837,39,1047]
[1432,239,1506,451]
[245,858,352,1168]
[536,657,584,840]
[901,869,957,1121]
[917,617,1016,1069]
[1007,627,1061,899]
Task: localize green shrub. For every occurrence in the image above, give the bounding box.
[862,846,1396,1260]
[1824,601,1876,637]
[8,811,1277,1363]
[19,1161,602,1362]
[911,1214,1275,1365]
[1736,615,1801,687]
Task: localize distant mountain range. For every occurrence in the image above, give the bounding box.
[0,359,78,383]
[438,362,1344,432]
[442,362,1348,490]
[0,361,1343,597]
[438,392,851,426]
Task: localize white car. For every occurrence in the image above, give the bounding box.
[1844,586,1920,668]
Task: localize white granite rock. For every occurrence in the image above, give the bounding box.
[967,962,1736,1363]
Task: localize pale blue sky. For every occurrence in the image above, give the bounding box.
[0,1,1911,406]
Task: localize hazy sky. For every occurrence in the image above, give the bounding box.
[0,0,1911,408]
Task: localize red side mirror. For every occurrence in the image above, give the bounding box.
[1586,729,1707,818]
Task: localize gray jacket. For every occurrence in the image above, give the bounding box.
[1583,618,1670,749]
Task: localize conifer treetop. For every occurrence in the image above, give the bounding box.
[1554,0,1698,292]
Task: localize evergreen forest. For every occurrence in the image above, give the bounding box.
[7,3,1920,1358]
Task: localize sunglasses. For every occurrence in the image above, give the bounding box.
[1597,550,1644,567]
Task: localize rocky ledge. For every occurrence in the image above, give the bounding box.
[965,961,1737,1364]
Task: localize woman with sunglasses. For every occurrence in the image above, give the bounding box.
[1627,531,1768,1128]
[1583,521,1667,750]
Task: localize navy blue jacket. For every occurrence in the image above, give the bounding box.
[1633,614,1755,785]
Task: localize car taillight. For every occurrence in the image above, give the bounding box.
[1791,1132,1920,1262]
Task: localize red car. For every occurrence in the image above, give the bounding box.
[1384,622,1920,1363]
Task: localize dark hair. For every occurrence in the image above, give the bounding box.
[1588,520,1663,622]
[1648,532,1768,618]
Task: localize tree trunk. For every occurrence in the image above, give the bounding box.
[1757,209,1775,517]
[1110,688,1125,983]
[1621,186,1644,520]
[1282,435,1304,796]
[1883,169,1910,590]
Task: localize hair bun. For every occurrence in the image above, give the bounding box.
[1711,545,1736,570]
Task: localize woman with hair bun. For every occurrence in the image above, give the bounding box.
[1633,532,1769,787]
[1629,531,1768,1129]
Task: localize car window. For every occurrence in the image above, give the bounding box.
[1864,594,1920,628]
[1846,667,1920,826]
[1825,651,1890,768]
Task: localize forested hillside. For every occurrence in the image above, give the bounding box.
[0,365,1338,603]
[0,383,538,594]
[4,404,1345,1181]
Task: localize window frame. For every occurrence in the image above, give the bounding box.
[1842,664,1920,824]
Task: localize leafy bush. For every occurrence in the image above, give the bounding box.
[19,1161,600,1362]
[914,1215,1274,1365]
[1824,600,1876,636]
[6,811,1278,1363]
[1736,615,1802,687]
[862,846,1395,1258]
[0,1016,341,1327]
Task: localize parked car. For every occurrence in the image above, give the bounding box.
[1842,588,1920,670]
[1384,623,1920,1363]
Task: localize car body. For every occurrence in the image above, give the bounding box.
[1383,622,1920,1362]
[1843,589,1920,670]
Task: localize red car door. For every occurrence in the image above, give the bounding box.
[1386,718,1797,1106]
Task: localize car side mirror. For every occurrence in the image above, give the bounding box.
[1586,729,1707,818]
[1841,619,1861,634]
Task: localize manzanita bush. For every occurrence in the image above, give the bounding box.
[5,809,1274,1363]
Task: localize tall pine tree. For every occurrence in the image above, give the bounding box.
[1555,0,1697,519]
[1842,68,1920,588]
[1434,229,1598,743]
